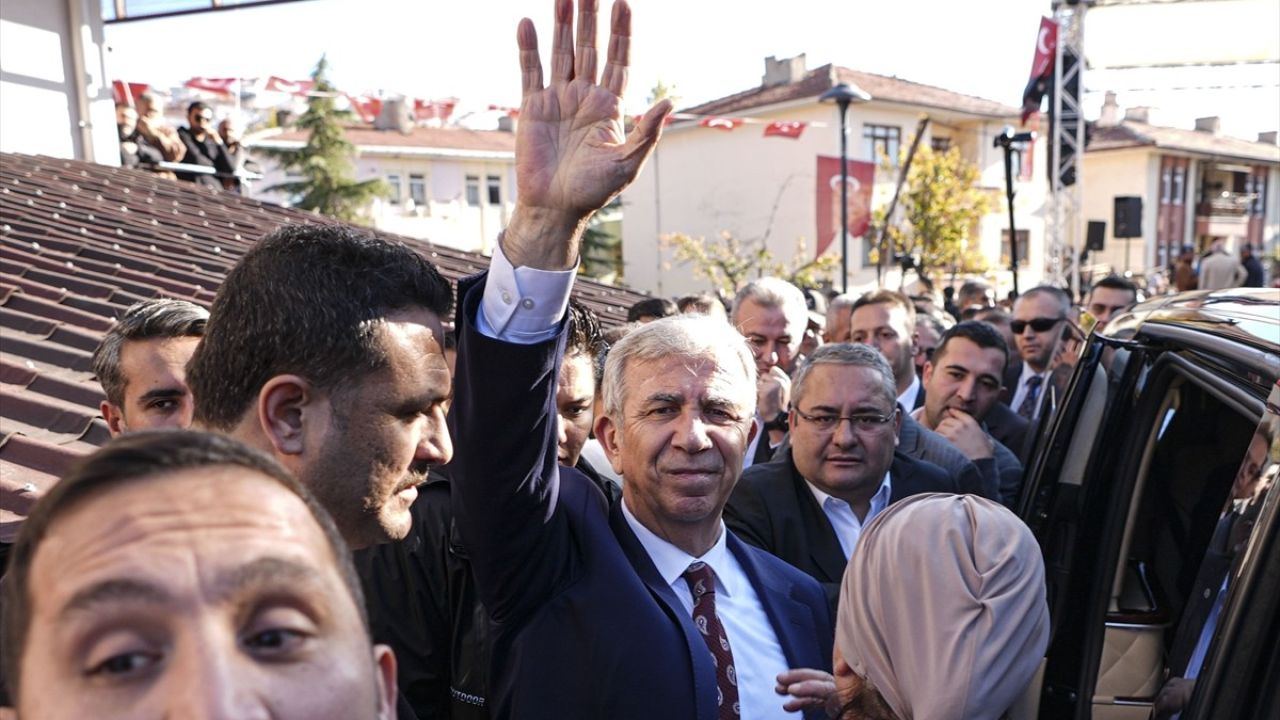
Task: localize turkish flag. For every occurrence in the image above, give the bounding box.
[1020,17,1057,125]
[488,104,520,118]
[112,81,150,107]
[184,77,240,95]
[699,117,743,131]
[815,156,876,260]
[414,98,458,122]
[764,121,806,139]
[265,77,314,95]
[347,95,383,122]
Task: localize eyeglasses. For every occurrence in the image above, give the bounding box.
[195,114,213,123]
[1010,316,1064,334]
[795,409,895,434]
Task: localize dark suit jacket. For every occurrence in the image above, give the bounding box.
[449,274,832,720]
[725,448,956,612]
[985,400,1031,464]
[898,413,998,500]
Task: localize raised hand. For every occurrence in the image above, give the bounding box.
[504,0,672,269]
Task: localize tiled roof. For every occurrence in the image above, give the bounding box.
[256,125,517,154]
[1089,121,1280,165]
[0,152,648,497]
[683,64,1019,119]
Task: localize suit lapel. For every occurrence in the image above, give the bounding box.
[609,504,719,720]
[727,532,821,671]
[786,461,848,584]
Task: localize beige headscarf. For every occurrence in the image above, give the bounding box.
[836,493,1049,720]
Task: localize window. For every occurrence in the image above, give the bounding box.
[1001,229,1030,267]
[409,174,426,206]
[1172,166,1185,206]
[1161,166,1173,205]
[386,174,402,205]
[863,125,901,165]
[487,175,502,205]
[465,175,480,207]
[930,137,952,153]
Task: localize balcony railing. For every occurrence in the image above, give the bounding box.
[1196,191,1256,217]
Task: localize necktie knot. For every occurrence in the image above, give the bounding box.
[683,561,716,601]
[1026,375,1044,390]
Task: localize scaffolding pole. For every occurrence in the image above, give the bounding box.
[1049,1,1089,298]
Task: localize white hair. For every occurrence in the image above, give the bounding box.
[730,277,809,342]
[602,314,757,423]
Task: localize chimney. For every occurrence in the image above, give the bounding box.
[1259,131,1278,145]
[1124,106,1150,124]
[1194,116,1221,134]
[1097,91,1120,127]
[374,97,414,134]
[498,115,517,133]
[762,54,807,88]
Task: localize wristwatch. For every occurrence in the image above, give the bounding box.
[763,410,789,432]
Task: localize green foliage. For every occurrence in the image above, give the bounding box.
[661,231,837,298]
[262,56,387,224]
[875,144,992,280]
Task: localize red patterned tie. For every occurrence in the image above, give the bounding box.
[683,561,740,719]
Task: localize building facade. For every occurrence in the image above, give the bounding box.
[251,123,517,255]
[1083,95,1280,284]
[620,56,1048,299]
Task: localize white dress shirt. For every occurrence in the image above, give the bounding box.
[805,473,893,558]
[621,502,798,719]
[1008,366,1050,419]
[897,373,921,411]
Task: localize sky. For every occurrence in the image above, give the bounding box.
[103,0,1279,139]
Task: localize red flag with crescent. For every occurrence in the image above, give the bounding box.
[699,117,743,131]
[764,121,807,139]
[815,156,876,260]
[184,77,240,95]
[265,77,314,95]
[1020,17,1057,125]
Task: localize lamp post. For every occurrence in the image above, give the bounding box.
[994,126,1035,297]
[820,81,871,293]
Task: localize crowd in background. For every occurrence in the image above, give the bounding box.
[116,94,259,193]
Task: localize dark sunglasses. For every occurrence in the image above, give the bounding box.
[1011,317,1063,334]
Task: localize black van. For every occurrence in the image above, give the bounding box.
[1017,288,1280,719]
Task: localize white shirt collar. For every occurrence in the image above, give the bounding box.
[806,471,893,517]
[621,499,738,597]
[897,373,921,410]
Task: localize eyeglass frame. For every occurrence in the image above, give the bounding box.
[793,408,898,434]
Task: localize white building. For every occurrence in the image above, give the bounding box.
[621,55,1048,299]
[252,122,516,255]
[1083,94,1279,279]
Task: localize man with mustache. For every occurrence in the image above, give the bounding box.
[724,344,956,611]
[186,223,455,551]
[447,1,833,717]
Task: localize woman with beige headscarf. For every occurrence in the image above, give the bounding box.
[830,493,1050,719]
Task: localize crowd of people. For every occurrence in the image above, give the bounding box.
[2,2,1258,718]
[117,94,259,192]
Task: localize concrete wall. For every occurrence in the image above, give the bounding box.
[0,0,117,165]
[621,100,1047,299]
[1081,148,1158,274]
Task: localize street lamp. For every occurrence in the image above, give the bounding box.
[994,126,1035,297]
[820,81,871,293]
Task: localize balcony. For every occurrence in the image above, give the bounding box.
[1196,191,1256,218]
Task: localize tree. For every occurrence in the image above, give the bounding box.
[661,231,837,299]
[579,198,623,282]
[262,56,387,223]
[876,144,992,282]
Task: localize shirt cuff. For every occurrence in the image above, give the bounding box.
[477,235,577,344]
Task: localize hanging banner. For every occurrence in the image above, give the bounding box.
[1020,16,1057,125]
[764,121,807,139]
[815,156,875,260]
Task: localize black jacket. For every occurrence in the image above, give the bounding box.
[355,461,620,720]
[725,448,956,613]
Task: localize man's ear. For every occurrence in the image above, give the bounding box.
[372,644,398,720]
[922,360,935,386]
[892,407,902,447]
[101,401,126,437]
[594,413,624,476]
[747,413,760,446]
[257,375,319,458]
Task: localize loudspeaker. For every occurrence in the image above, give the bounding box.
[1114,196,1142,238]
[1087,221,1106,251]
